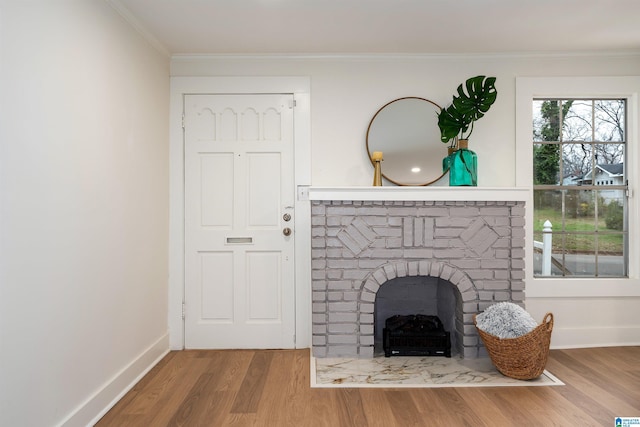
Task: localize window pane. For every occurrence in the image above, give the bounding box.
[564,189,595,227]
[533,100,546,142]
[564,234,596,277]
[563,100,592,142]
[533,143,560,185]
[594,143,625,171]
[533,100,562,142]
[562,143,592,185]
[594,100,625,142]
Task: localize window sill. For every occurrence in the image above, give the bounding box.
[526,277,640,298]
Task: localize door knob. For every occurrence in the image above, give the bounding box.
[283,227,292,236]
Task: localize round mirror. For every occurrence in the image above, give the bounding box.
[366,97,447,186]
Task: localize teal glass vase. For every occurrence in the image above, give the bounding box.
[442,147,456,173]
[449,139,477,186]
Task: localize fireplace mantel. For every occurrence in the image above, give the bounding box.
[303,186,529,202]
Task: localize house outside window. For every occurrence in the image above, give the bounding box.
[532,99,628,277]
[516,76,640,298]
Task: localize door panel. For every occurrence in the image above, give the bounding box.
[184,93,295,349]
[200,154,234,227]
[247,251,281,321]
[200,252,234,321]
[247,152,281,227]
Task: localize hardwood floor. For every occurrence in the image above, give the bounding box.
[96,347,640,426]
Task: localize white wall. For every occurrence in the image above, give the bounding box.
[171,53,640,350]
[0,2,170,426]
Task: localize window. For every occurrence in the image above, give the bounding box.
[532,99,628,277]
[516,76,640,297]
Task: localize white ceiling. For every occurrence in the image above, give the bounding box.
[110,0,640,56]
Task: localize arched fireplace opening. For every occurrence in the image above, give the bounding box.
[375,276,460,356]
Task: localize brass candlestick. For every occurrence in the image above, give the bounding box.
[372,151,383,186]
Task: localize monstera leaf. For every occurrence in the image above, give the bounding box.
[438,75,497,143]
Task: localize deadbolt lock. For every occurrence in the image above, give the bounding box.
[283,213,292,222]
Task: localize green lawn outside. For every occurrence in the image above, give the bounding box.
[533,208,624,254]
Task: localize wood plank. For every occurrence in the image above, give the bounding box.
[230,351,274,414]
[257,350,312,426]
[385,390,424,426]
[358,388,400,427]
[334,389,369,426]
[407,389,463,426]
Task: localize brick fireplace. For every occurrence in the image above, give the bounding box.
[309,188,527,359]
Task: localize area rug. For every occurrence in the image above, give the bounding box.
[311,355,564,388]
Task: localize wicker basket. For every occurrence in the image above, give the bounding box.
[474,312,554,380]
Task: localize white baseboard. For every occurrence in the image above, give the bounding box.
[550,326,640,349]
[59,332,170,427]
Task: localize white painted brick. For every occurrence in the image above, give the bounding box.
[328,323,357,333]
[360,335,374,346]
[327,281,352,291]
[512,291,525,302]
[404,248,434,259]
[326,216,342,226]
[327,206,356,215]
[386,238,402,248]
[418,207,449,216]
[312,270,326,280]
[403,217,414,246]
[327,346,358,357]
[435,228,462,238]
[329,302,357,312]
[511,270,525,279]
[329,312,357,323]
[360,303,375,313]
[327,292,343,301]
[383,264,397,280]
[327,270,342,280]
[312,259,327,269]
[327,259,358,269]
[482,280,510,290]
[360,313,374,324]
[408,261,419,276]
[343,291,359,301]
[481,259,509,269]
[388,207,418,216]
[359,346,375,358]
[329,335,358,344]
[313,303,327,312]
[363,216,389,226]
[461,290,476,302]
[313,325,327,334]
[313,335,327,345]
[494,291,510,301]
[360,325,374,334]
[312,347,327,358]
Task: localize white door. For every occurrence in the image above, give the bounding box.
[184,94,295,349]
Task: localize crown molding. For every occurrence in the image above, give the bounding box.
[171,50,640,62]
[105,0,170,58]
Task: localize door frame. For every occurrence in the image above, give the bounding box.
[169,76,311,349]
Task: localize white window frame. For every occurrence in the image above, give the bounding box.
[516,76,640,298]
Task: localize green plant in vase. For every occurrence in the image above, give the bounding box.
[438,75,497,186]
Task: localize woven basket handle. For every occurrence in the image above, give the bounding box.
[543,312,554,332]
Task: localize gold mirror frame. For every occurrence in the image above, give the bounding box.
[366,97,448,186]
